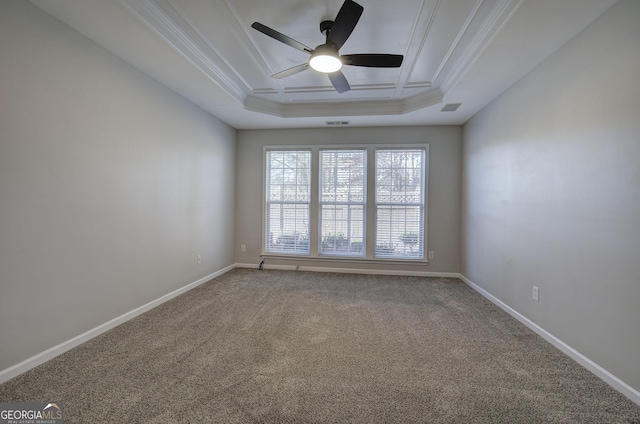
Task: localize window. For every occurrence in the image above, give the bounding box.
[265,150,311,254]
[319,150,366,256]
[375,149,425,259]
[264,145,428,261]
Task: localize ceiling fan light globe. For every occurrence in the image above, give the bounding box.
[309,54,343,73]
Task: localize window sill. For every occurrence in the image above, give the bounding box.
[259,253,430,266]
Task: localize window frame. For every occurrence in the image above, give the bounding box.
[263,148,312,256]
[374,147,427,260]
[318,148,367,258]
[262,144,429,263]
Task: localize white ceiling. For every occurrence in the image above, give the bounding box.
[30,0,618,129]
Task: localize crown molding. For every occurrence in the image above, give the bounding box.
[394,0,441,97]
[441,0,526,93]
[244,88,443,118]
[429,0,485,84]
[403,88,444,113]
[119,0,250,102]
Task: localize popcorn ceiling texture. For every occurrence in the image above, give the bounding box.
[1,269,639,423]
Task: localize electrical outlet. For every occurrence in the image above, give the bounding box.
[241,244,246,252]
[428,251,434,259]
[532,286,539,301]
[197,254,202,265]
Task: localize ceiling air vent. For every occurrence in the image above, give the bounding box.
[441,103,462,112]
[325,120,351,126]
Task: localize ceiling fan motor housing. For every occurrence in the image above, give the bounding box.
[320,20,334,36]
[312,43,340,57]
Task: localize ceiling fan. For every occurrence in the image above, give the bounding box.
[251,0,404,93]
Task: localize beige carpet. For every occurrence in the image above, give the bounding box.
[1,269,639,423]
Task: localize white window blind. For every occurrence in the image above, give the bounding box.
[375,149,425,259]
[265,150,311,254]
[319,150,366,256]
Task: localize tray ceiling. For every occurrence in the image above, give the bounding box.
[30,0,618,128]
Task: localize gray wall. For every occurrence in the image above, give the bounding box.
[0,0,236,372]
[236,126,462,274]
[462,0,640,392]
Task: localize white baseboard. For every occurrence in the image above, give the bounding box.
[458,274,640,407]
[0,264,235,384]
[234,262,458,278]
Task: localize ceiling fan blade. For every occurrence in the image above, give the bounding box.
[272,63,310,79]
[251,22,313,53]
[327,0,363,49]
[328,71,351,93]
[341,54,404,68]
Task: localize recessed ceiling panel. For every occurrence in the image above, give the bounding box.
[233,0,419,101]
